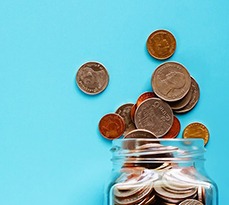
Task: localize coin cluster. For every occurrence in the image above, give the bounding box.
[112,142,206,205]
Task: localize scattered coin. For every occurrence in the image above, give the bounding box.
[115,103,136,135]
[134,98,174,137]
[182,122,209,145]
[152,62,191,102]
[98,113,125,140]
[76,62,109,95]
[146,29,176,60]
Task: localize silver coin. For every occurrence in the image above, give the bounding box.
[134,98,173,137]
[152,62,191,102]
[76,62,109,95]
[174,77,200,113]
[116,103,136,135]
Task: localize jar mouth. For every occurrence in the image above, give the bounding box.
[111,139,205,164]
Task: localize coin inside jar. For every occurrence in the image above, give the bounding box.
[146,29,176,60]
[76,61,109,95]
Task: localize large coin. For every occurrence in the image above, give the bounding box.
[152,62,191,102]
[116,103,136,135]
[76,62,109,95]
[182,122,209,145]
[146,29,176,60]
[98,113,125,140]
[134,98,173,137]
[175,77,200,113]
[179,199,203,205]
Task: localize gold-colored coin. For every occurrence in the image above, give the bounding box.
[182,122,209,146]
[146,29,176,60]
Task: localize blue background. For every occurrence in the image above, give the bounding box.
[0,0,228,204]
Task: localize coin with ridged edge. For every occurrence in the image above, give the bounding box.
[179,199,203,205]
[76,62,109,95]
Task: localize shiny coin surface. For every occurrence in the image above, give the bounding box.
[134,98,173,137]
[179,199,203,205]
[175,77,200,113]
[162,116,181,139]
[182,122,209,145]
[116,103,136,135]
[124,129,157,139]
[136,91,156,107]
[99,113,125,140]
[152,62,191,102]
[76,62,109,95]
[147,29,176,60]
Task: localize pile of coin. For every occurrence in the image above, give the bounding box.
[111,141,206,205]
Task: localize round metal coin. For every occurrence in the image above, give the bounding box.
[152,62,191,102]
[99,113,125,140]
[182,122,209,146]
[179,199,203,205]
[76,62,109,95]
[147,29,176,60]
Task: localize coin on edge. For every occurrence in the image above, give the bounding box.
[76,62,109,95]
[99,113,125,140]
[146,29,176,60]
[182,122,209,146]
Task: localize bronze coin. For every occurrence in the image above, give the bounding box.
[152,62,191,102]
[182,122,209,145]
[99,113,125,140]
[136,91,157,107]
[134,98,173,137]
[179,199,203,205]
[116,103,136,135]
[76,62,109,95]
[147,29,176,60]
[162,116,181,139]
[175,77,200,113]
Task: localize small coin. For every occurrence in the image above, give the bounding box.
[175,77,200,113]
[146,29,176,60]
[179,199,203,205]
[152,62,191,102]
[115,103,136,135]
[162,116,181,139]
[182,122,209,145]
[136,91,156,107]
[76,62,109,95]
[98,113,125,140]
[134,98,174,137]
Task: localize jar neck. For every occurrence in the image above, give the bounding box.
[111,139,205,171]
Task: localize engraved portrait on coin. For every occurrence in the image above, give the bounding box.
[76,62,109,95]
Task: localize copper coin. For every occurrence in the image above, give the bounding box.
[175,77,200,113]
[76,62,109,95]
[146,29,176,60]
[152,62,191,102]
[179,199,203,205]
[136,91,157,107]
[115,103,136,135]
[134,98,173,137]
[130,104,137,122]
[162,116,181,139]
[182,122,209,145]
[99,113,125,140]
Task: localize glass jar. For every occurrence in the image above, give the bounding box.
[104,138,218,205]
